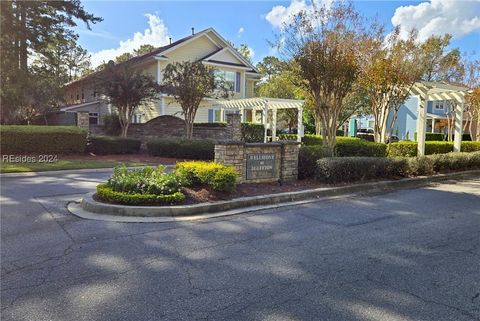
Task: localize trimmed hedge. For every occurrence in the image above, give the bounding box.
[315,152,480,183]
[414,132,444,141]
[175,161,238,192]
[147,139,214,160]
[0,125,87,155]
[461,141,480,152]
[334,140,387,157]
[298,145,333,179]
[241,123,264,143]
[387,141,480,157]
[88,136,141,155]
[315,157,409,183]
[97,183,185,205]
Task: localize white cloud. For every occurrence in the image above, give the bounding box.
[238,27,244,36]
[90,13,170,67]
[265,0,332,29]
[391,0,480,41]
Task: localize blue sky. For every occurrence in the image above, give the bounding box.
[74,0,480,67]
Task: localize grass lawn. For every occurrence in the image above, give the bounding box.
[0,159,149,173]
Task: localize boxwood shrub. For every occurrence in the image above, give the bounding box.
[388,141,480,157]
[97,184,185,205]
[96,165,185,205]
[315,157,409,183]
[0,125,87,155]
[461,141,480,152]
[175,161,238,192]
[241,123,264,143]
[314,151,480,183]
[334,140,387,157]
[147,138,214,160]
[298,145,333,179]
[88,136,141,155]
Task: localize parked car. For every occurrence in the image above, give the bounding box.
[386,135,399,143]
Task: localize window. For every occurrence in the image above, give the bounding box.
[434,101,445,110]
[132,113,143,124]
[208,108,223,123]
[89,112,99,125]
[214,70,236,91]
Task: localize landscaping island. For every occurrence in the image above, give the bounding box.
[87,151,480,217]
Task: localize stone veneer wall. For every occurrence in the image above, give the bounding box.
[215,141,300,183]
[89,115,234,142]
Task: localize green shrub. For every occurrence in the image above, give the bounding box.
[175,161,238,192]
[414,132,444,141]
[0,125,87,155]
[147,139,214,160]
[97,184,184,205]
[387,142,417,157]
[429,152,480,172]
[407,156,435,176]
[301,134,361,146]
[388,141,479,157]
[107,165,183,194]
[315,157,409,183]
[102,113,121,136]
[461,141,480,152]
[298,145,333,179]
[278,134,298,141]
[241,123,264,142]
[88,136,141,155]
[425,142,453,155]
[96,165,185,205]
[334,140,387,157]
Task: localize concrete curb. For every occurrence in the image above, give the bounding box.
[0,165,173,178]
[69,170,480,223]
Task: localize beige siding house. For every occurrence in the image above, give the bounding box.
[61,28,261,125]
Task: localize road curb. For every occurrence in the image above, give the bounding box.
[69,170,480,222]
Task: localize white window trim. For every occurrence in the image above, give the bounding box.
[434,100,445,110]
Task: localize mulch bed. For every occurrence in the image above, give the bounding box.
[182,179,325,204]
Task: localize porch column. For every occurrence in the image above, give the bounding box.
[263,102,268,143]
[220,107,225,122]
[416,93,428,156]
[272,108,277,141]
[297,105,304,143]
[453,96,465,152]
[240,107,245,122]
[431,118,435,133]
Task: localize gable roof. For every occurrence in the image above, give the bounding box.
[65,27,259,87]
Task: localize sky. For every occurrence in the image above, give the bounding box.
[73,0,480,68]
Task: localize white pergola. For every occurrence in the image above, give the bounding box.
[412,81,468,155]
[215,97,305,142]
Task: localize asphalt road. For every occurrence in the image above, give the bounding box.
[1,170,480,321]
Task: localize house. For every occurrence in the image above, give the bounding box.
[351,81,476,142]
[60,27,263,126]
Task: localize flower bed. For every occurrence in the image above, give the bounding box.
[95,162,238,206]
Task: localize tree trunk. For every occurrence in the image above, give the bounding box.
[18,2,28,73]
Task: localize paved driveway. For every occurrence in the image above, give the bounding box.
[1,170,480,321]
